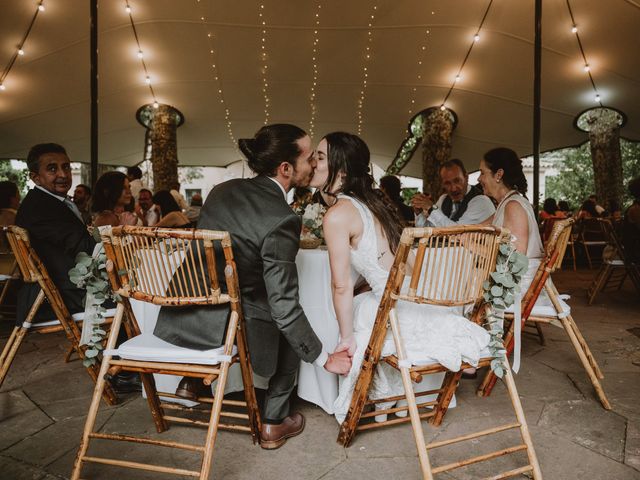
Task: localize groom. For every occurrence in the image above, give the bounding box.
[154,124,351,449]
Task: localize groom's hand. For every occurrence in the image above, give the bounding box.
[324,350,352,375]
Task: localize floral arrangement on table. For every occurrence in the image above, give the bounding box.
[299,202,327,248]
[68,235,115,367]
[482,241,529,378]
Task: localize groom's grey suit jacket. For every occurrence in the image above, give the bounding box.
[153,175,322,377]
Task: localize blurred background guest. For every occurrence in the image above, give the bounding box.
[589,194,605,216]
[539,198,566,221]
[152,190,191,227]
[185,193,203,224]
[0,180,20,228]
[558,200,572,217]
[135,188,159,226]
[92,171,133,227]
[623,176,640,263]
[576,198,601,220]
[127,166,144,200]
[119,197,141,226]
[379,175,414,224]
[72,183,92,225]
[170,181,189,211]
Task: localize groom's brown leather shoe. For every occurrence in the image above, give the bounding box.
[260,412,305,450]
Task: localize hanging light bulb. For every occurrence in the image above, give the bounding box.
[153,101,159,108]
[455,74,462,82]
[145,76,151,84]
[440,104,446,111]
[18,49,25,56]
[571,25,578,33]
[0,84,5,91]
[474,34,480,42]
[595,94,601,102]
[137,50,144,59]
[125,5,131,13]
[38,3,45,12]
[583,64,590,72]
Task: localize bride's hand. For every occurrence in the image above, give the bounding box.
[335,335,356,357]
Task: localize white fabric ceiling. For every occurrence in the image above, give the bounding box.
[1,0,639,177]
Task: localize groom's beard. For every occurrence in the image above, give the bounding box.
[291,169,314,189]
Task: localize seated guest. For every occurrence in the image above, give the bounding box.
[478,148,543,292]
[539,198,566,221]
[558,200,572,217]
[185,193,203,224]
[170,182,189,211]
[576,199,601,220]
[92,171,134,227]
[0,180,20,254]
[606,200,622,222]
[412,158,495,227]
[127,166,144,200]
[152,190,191,227]
[623,177,640,264]
[15,143,95,326]
[0,180,20,228]
[72,184,93,225]
[136,188,160,226]
[379,175,414,225]
[589,194,606,216]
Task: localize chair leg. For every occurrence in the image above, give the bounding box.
[64,344,76,363]
[501,357,543,479]
[570,242,577,271]
[533,321,546,346]
[584,244,593,269]
[140,372,168,433]
[587,265,608,305]
[429,370,462,427]
[0,326,27,388]
[71,304,125,480]
[388,309,433,480]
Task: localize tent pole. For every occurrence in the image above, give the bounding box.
[90,0,98,187]
[533,0,542,213]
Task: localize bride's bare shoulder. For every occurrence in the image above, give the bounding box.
[323,198,359,226]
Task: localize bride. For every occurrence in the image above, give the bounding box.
[309,132,491,422]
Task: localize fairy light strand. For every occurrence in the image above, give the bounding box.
[407,25,432,117]
[356,4,378,136]
[566,0,602,106]
[197,2,237,146]
[0,1,45,91]
[308,2,322,138]
[440,0,494,109]
[258,4,271,125]
[124,1,158,106]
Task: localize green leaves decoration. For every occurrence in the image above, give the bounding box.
[483,241,529,378]
[68,245,116,367]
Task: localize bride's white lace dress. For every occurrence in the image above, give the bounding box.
[333,195,491,422]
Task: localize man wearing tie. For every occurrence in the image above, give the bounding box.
[15,143,95,327]
[412,158,495,227]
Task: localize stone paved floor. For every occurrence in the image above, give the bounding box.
[1,268,639,479]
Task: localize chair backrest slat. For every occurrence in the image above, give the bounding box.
[394,225,507,307]
[101,226,233,307]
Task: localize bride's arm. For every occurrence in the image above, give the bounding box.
[502,201,529,254]
[323,204,357,353]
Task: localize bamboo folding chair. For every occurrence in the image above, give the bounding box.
[337,225,542,480]
[72,225,261,480]
[478,219,611,410]
[0,226,117,405]
[575,217,608,269]
[587,218,640,304]
[0,251,18,318]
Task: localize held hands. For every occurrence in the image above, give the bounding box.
[324,349,352,375]
[336,335,357,357]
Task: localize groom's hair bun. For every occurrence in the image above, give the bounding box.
[239,124,307,176]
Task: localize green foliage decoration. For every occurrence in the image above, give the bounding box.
[482,241,529,378]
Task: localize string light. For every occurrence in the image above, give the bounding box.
[407,25,432,118]
[566,0,603,106]
[197,1,237,146]
[308,2,322,137]
[0,1,45,92]
[124,1,159,106]
[356,4,378,136]
[258,4,271,125]
[440,0,494,109]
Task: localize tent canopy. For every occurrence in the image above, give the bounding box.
[0,0,638,176]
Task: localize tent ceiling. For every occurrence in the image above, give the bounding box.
[0,0,639,177]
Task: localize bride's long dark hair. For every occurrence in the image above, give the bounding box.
[322,132,402,253]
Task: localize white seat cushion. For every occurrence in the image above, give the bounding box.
[26,308,117,329]
[506,293,570,319]
[401,346,493,368]
[605,259,625,266]
[106,333,236,365]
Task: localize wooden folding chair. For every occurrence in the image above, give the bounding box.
[587,218,640,304]
[575,217,607,269]
[72,225,261,480]
[337,225,542,480]
[0,251,18,318]
[0,226,117,405]
[478,219,611,410]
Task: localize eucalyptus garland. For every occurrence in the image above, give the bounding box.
[482,242,529,378]
[68,243,116,367]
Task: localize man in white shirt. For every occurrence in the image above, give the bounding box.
[412,158,495,227]
[127,166,144,200]
[136,188,159,226]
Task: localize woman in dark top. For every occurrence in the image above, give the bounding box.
[152,190,191,227]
